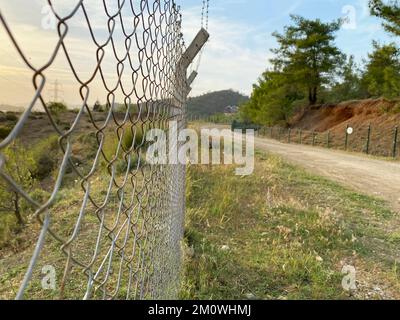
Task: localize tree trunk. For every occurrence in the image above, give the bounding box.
[14,192,24,226]
[308,88,313,105]
[309,87,318,105]
[312,87,318,105]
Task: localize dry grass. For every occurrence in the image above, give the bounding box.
[181,152,400,300]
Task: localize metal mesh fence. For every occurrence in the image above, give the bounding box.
[0,0,203,300]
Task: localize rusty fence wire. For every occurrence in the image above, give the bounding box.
[0,0,206,300]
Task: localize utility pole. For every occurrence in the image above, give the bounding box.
[50,79,62,102]
[54,80,59,102]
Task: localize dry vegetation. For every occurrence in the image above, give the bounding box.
[181,152,400,300]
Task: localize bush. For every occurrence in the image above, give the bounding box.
[0,142,35,232]
[31,136,59,180]
[29,189,51,204]
[5,113,18,122]
[0,126,12,139]
[115,153,147,174]
[47,102,68,115]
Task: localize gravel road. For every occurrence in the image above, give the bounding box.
[253,136,400,212]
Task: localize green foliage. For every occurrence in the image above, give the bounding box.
[0,142,36,243]
[370,0,400,36]
[326,55,368,102]
[182,154,400,299]
[241,15,345,126]
[240,71,304,126]
[187,90,248,117]
[31,135,59,180]
[93,101,104,112]
[271,15,345,105]
[0,126,12,140]
[5,113,18,122]
[362,42,400,99]
[47,101,68,115]
[102,124,149,167]
[0,137,60,246]
[241,13,400,126]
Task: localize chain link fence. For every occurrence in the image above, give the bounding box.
[0,0,207,300]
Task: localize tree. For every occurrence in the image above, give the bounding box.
[93,100,103,112]
[271,15,345,105]
[370,0,400,36]
[328,55,367,102]
[240,71,304,126]
[0,142,36,226]
[362,42,400,98]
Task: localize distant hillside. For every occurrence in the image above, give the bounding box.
[187,90,249,116]
[0,104,24,112]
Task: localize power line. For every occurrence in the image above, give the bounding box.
[49,79,64,102]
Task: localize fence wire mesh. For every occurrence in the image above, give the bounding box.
[0,0,193,300]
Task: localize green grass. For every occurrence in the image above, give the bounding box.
[181,152,400,300]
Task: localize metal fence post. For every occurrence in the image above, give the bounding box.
[327,131,330,149]
[345,124,349,151]
[312,131,316,146]
[365,124,371,155]
[299,129,302,144]
[288,128,291,143]
[393,126,398,158]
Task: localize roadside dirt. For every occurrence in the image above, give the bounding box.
[254,136,400,213]
[202,124,400,213]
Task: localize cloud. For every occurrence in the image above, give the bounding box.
[182,6,271,97]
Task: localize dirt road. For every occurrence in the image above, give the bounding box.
[252,136,400,212]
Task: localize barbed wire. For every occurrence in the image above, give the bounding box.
[194,0,210,74]
[0,0,193,300]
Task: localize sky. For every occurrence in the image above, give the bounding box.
[0,0,398,107]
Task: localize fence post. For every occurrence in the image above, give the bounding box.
[327,131,330,149]
[345,124,349,151]
[365,124,371,155]
[312,131,316,146]
[393,126,398,158]
[288,128,291,143]
[299,129,302,144]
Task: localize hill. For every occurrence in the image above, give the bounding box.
[187,90,249,116]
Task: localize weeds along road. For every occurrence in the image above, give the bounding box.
[203,124,400,212]
[253,137,400,212]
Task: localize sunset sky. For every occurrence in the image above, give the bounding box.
[0,0,398,108]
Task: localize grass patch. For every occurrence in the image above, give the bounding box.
[181,152,400,300]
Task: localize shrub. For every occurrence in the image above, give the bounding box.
[0,125,12,139]
[47,102,68,115]
[29,189,51,204]
[5,113,18,122]
[0,142,36,231]
[31,135,59,180]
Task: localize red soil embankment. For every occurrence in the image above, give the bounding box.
[288,98,400,157]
